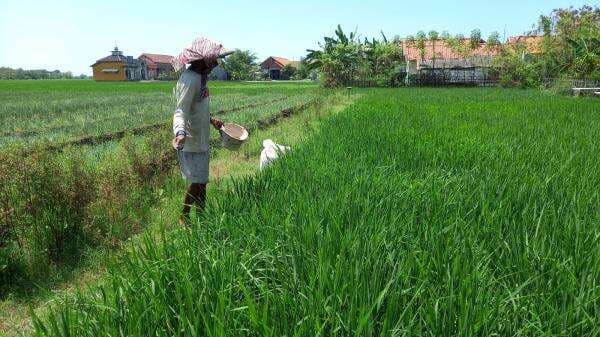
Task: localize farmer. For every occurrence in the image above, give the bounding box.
[171,37,233,225]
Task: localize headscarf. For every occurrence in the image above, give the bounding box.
[172,37,227,72]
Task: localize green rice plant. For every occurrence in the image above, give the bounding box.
[31,88,599,336]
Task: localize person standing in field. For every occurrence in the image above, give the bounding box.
[171,37,233,225]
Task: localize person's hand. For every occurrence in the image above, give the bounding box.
[172,134,186,150]
[210,118,224,131]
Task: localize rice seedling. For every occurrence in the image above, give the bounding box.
[30,88,599,336]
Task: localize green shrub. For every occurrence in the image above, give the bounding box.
[281,64,296,80]
[306,25,405,87]
[494,50,542,88]
[0,131,175,295]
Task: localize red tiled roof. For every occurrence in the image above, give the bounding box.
[261,56,292,69]
[401,40,501,62]
[272,56,291,67]
[139,53,174,64]
[506,36,543,54]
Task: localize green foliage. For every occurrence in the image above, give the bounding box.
[221,49,258,81]
[292,59,310,80]
[306,25,404,87]
[487,31,501,46]
[281,63,296,80]
[367,40,405,86]
[0,80,317,148]
[541,6,600,79]
[428,30,439,40]
[496,5,599,87]
[32,89,600,336]
[0,134,172,295]
[0,67,84,80]
[416,31,427,60]
[494,47,542,88]
[469,29,482,49]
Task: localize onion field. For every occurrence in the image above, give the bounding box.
[0,80,316,148]
[0,80,319,297]
[24,88,599,336]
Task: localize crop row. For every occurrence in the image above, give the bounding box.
[10,94,316,154]
[0,93,296,146]
[1,96,288,148]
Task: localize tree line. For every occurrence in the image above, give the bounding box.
[305,5,599,88]
[216,50,313,81]
[0,67,88,80]
[495,5,599,88]
[153,50,314,82]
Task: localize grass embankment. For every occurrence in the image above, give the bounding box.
[1,89,353,336]
[31,88,599,336]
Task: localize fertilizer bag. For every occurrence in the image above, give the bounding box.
[260,139,290,170]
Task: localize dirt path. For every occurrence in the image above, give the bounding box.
[0,91,357,337]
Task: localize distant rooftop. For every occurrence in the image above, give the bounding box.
[91,47,136,67]
[401,40,501,62]
[139,53,174,64]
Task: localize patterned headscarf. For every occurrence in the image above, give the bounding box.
[172,37,227,72]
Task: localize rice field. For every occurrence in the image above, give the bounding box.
[25,88,599,336]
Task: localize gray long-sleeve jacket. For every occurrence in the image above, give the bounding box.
[172,69,210,152]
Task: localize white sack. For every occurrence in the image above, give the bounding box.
[260,139,290,170]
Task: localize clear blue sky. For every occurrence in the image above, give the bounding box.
[0,0,594,75]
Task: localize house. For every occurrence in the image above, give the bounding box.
[401,39,501,85]
[91,47,147,81]
[138,53,174,80]
[260,57,300,80]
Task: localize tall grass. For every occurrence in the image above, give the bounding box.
[32,88,599,336]
[0,131,174,294]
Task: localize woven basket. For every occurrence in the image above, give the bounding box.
[220,123,248,151]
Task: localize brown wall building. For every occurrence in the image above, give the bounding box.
[260,57,299,80]
[91,47,147,81]
[138,54,174,80]
[92,60,126,81]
